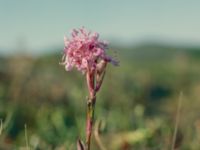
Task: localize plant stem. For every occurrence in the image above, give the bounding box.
[171,92,183,150]
[86,96,96,150]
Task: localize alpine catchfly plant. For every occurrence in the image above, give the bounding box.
[61,27,118,150]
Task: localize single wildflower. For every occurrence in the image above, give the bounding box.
[61,27,118,72]
[61,27,118,150]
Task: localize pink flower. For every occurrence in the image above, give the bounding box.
[61,27,119,149]
[61,27,118,74]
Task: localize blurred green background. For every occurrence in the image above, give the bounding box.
[1,0,200,149]
[1,44,200,149]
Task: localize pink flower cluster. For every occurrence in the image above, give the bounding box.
[61,27,118,74]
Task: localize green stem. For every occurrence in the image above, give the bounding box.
[86,96,96,150]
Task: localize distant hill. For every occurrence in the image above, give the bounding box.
[0,43,200,61]
[111,43,200,61]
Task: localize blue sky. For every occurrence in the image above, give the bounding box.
[0,0,200,53]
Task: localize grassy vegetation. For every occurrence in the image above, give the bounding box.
[0,43,200,149]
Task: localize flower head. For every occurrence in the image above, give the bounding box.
[61,27,118,74]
